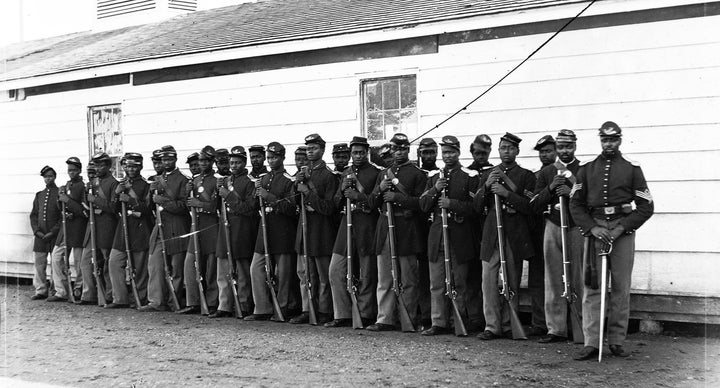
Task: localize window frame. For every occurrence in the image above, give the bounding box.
[359,73,418,144]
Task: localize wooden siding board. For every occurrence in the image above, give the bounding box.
[633,252,720,295]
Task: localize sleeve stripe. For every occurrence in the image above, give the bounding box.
[635,189,653,203]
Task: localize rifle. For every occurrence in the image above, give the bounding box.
[219,176,244,318]
[60,199,76,303]
[598,241,613,362]
[558,192,583,343]
[154,188,181,311]
[439,169,467,336]
[189,177,210,315]
[494,193,526,339]
[87,180,107,306]
[121,199,143,309]
[258,194,285,322]
[346,172,363,329]
[299,190,318,325]
[385,175,415,332]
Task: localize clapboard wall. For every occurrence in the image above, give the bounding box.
[1,12,718,309]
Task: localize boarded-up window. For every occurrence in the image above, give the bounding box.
[361,76,417,141]
[87,104,123,178]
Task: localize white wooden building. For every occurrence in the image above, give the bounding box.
[1,0,718,323]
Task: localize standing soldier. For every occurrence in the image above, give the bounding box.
[215,148,231,177]
[465,134,494,330]
[246,142,300,321]
[214,146,259,318]
[249,145,269,179]
[294,146,308,173]
[419,136,479,335]
[367,133,427,332]
[416,137,439,330]
[178,146,220,314]
[82,152,119,304]
[140,145,190,312]
[531,130,583,343]
[475,133,536,340]
[186,152,201,176]
[332,143,350,172]
[292,134,338,324]
[29,166,61,300]
[150,149,165,180]
[106,153,152,308]
[571,122,654,360]
[526,135,557,337]
[417,138,439,171]
[49,157,87,301]
[326,136,381,328]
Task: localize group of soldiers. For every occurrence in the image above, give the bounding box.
[29,121,653,361]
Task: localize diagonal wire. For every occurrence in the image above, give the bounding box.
[410,0,597,144]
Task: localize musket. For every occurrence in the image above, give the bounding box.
[258,193,284,322]
[345,169,363,329]
[188,176,210,315]
[154,187,181,311]
[558,187,583,343]
[598,241,613,362]
[87,180,107,306]
[386,171,415,332]
[439,169,467,336]
[219,176,244,318]
[121,197,143,309]
[299,189,318,325]
[60,197,76,303]
[494,193,526,339]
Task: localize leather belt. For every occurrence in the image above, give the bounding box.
[591,203,632,217]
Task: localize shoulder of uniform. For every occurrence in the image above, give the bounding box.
[461,167,478,177]
[283,172,295,181]
[369,162,383,171]
[427,170,440,178]
[579,157,597,167]
[621,154,640,167]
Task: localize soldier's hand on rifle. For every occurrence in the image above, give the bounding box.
[609,224,625,242]
[554,184,571,197]
[119,193,130,203]
[218,186,230,199]
[297,182,310,195]
[490,182,509,198]
[216,178,225,191]
[185,181,194,195]
[486,170,500,188]
[87,192,97,203]
[549,174,565,191]
[114,182,125,195]
[59,191,69,203]
[378,177,392,192]
[341,176,355,190]
[383,191,400,202]
[256,187,269,200]
[344,188,360,201]
[153,193,167,204]
[590,225,612,244]
[438,197,451,209]
[296,167,308,183]
[149,180,159,192]
[187,197,202,208]
[434,177,447,191]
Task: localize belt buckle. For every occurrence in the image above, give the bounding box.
[604,207,616,215]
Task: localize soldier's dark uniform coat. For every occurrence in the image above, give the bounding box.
[254,168,297,255]
[155,168,191,255]
[30,184,61,252]
[371,160,428,256]
[531,160,581,226]
[57,176,88,248]
[467,161,494,230]
[217,169,259,259]
[474,162,536,261]
[331,161,382,256]
[188,170,219,255]
[294,160,339,256]
[419,166,480,264]
[90,175,119,250]
[112,177,153,252]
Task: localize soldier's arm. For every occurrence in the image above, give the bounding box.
[65,185,86,216]
[505,171,536,215]
[162,177,190,214]
[274,178,297,216]
[230,183,259,216]
[93,181,118,214]
[368,171,386,210]
[530,168,554,214]
[447,174,479,217]
[304,171,338,216]
[569,165,596,235]
[619,166,654,233]
[418,175,438,213]
[30,195,41,236]
[198,186,218,213]
[394,169,426,211]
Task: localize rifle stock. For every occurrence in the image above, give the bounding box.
[300,192,318,325]
[60,201,75,303]
[121,201,143,309]
[346,196,363,329]
[386,201,415,332]
[494,194,526,340]
[190,205,210,315]
[154,191,181,311]
[439,170,467,337]
[258,195,284,322]
[87,191,107,307]
[558,195,584,343]
[220,193,244,318]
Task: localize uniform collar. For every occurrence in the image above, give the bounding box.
[308,160,327,170]
[232,168,248,178]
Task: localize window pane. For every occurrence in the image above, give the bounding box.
[400,78,416,109]
[382,80,400,110]
[364,82,381,111]
[361,75,416,141]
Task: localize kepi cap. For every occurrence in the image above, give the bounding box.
[500,132,522,147]
[267,142,286,156]
[91,152,111,165]
[418,138,438,152]
[186,152,199,164]
[349,136,369,149]
[295,146,307,156]
[66,157,82,169]
[248,145,265,153]
[534,135,556,151]
[199,145,215,160]
[215,148,229,161]
[40,165,56,176]
[160,145,177,158]
[151,149,163,161]
[472,134,492,146]
[332,143,349,154]
[440,135,460,151]
[304,133,326,147]
[230,146,247,159]
[123,152,143,166]
[556,129,577,143]
[389,133,410,148]
[599,121,622,137]
[378,143,393,157]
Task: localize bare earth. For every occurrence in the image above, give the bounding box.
[2,282,719,387]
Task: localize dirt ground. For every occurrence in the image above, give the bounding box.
[1,282,719,387]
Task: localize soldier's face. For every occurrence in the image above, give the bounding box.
[305,143,324,162]
[441,146,460,167]
[471,144,491,164]
[67,165,80,180]
[295,154,307,169]
[43,172,56,186]
[393,146,409,164]
[268,154,285,170]
[601,136,622,157]
[498,140,519,164]
[188,160,200,175]
[250,151,265,169]
[95,162,110,178]
[537,144,557,166]
[198,157,213,173]
[216,159,230,174]
[419,148,437,165]
[333,152,350,170]
[350,146,368,166]
[153,160,164,175]
[161,156,176,171]
[229,157,246,174]
[556,142,576,164]
[126,164,141,178]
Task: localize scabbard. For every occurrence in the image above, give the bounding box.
[583,236,599,289]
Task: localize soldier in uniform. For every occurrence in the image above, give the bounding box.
[525,135,557,336]
[186,152,201,176]
[325,136,381,328]
[214,146,259,318]
[417,138,439,171]
[249,145,269,179]
[81,152,119,304]
[245,142,301,321]
[294,146,308,173]
[377,143,394,168]
[150,149,165,179]
[332,143,350,172]
[571,122,654,360]
[29,166,61,300]
[106,153,152,308]
[178,146,220,314]
[531,130,583,343]
[419,136,479,335]
[215,148,231,177]
[140,145,190,312]
[367,133,427,331]
[48,157,87,301]
[465,134,494,330]
[475,133,536,340]
[416,137,439,330]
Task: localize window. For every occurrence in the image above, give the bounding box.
[361,75,417,141]
[87,104,124,178]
